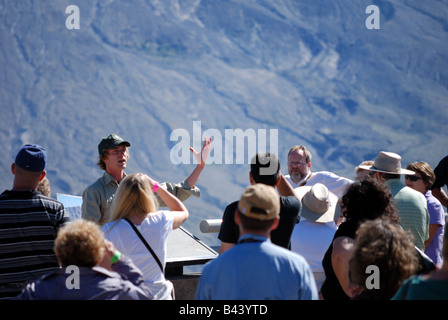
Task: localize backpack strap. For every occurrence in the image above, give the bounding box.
[124,218,164,273]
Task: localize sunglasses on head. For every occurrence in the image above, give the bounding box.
[405,175,422,182]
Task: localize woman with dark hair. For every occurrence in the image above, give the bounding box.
[319,176,401,300]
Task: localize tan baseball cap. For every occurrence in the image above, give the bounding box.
[238,184,280,221]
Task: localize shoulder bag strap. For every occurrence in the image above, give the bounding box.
[124,218,164,273]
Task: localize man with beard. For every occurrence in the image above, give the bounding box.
[285,145,353,200]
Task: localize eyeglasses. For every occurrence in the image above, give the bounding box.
[288,161,307,166]
[405,175,423,182]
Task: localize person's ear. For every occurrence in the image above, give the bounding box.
[234,210,241,226]
[270,216,280,231]
[38,170,46,182]
[249,172,255,185]
[275,176,281,186]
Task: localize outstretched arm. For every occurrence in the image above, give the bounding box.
[185,137,211,188]
[153,137,211,208]
[276,172,297,197]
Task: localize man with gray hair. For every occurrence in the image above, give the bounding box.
[285,145,353,199]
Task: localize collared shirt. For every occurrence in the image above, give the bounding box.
[82,171,200,226]
[290,218,338,275]
[196,234,318,300]
[387,179,429,251]
[15,255,153,300]
[286,172,312,189]
[424,190,445,266]
[285,171,353,199]
[82,171,119,225]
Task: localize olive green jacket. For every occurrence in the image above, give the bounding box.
[81,171,200,226]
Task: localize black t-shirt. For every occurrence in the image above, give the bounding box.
[432,155,448,189]
[320,220,358,300]
[218,195,301,249]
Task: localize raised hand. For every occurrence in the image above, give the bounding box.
[190,136,211,166]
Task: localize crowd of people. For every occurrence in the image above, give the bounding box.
[1,135,447,300]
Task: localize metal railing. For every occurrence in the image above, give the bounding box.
[199,219,222,233]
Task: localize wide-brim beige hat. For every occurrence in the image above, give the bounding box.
[294,183,341,223]
[358,151,415,175]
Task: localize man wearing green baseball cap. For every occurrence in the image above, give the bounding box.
[82,134,210,226]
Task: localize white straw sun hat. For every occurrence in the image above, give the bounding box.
[358,151,415,175]
[294,183,341,223]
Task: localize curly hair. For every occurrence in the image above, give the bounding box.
[341,176,400,226]
[37,177,51,197]
[349,218,419,299]
[55,219,105,267]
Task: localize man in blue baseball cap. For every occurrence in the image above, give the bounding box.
[0,144,69,298]
[14,144,47,172]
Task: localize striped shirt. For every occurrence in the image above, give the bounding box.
[387,179,429,251]
[0,190,69,298]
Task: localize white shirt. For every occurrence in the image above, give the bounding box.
[290,217,338,274]
[102,211,174,299]
[285,171,353,199]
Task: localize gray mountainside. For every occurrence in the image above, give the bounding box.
[1,0,447,244]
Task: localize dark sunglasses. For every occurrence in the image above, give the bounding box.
[405,175,422,182]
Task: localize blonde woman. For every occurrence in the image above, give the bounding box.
[102,173,189,300]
